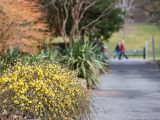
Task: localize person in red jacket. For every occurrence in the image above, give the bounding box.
[119,40,128,60]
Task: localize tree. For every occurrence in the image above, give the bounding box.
[0,3,19,51]
[145,0,160,25]
[118,0,160,25]
[41,0,123,47]
[0,0,50,54]
[118,0,135,23]
[117,0,135,38]
[81,0,123,41]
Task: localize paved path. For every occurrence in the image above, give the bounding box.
[93,59,160,120]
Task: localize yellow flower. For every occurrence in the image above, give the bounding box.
[0,63,90,120]
[13,100,19,104]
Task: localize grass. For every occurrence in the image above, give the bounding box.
[108,23,160,60]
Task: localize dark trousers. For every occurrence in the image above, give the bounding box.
[119,52,128,60]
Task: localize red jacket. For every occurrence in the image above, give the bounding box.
[120,43,126,52]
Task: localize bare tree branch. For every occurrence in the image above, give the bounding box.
[70,0,100,42]
[47,0,122,45]
[78,0,99,22]
[80,2,115,31]
[61,0,69,47]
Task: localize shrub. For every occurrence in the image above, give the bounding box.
[19,49,61,65]
[0,0,50,54]
[0,46,61,71]
[0,48,21,71]
[63,41,108,88]
[0,63,91,120]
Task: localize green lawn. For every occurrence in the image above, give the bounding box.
[108,23,160,60]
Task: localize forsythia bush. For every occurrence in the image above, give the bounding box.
[0,63,91,120]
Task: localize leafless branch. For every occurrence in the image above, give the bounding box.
[61,0,69,46]
[78,0,100,22]
[80,2,115,31]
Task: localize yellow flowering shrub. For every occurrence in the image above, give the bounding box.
[0,63,91,120]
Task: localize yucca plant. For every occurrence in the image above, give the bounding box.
[63,41,108,88]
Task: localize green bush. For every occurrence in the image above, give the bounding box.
[19,49,60,65]
[63,41,108,88]
[0,48,21,71]
[0,63,91,120]
[0,46,61,71]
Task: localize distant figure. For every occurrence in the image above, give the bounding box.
[114,43,121,59]
[119,40,128,60]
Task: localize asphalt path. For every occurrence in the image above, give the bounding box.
[93,59,160,120]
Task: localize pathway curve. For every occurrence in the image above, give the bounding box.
[93,59,160,120]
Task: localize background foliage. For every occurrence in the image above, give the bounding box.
[41,0,123,43]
